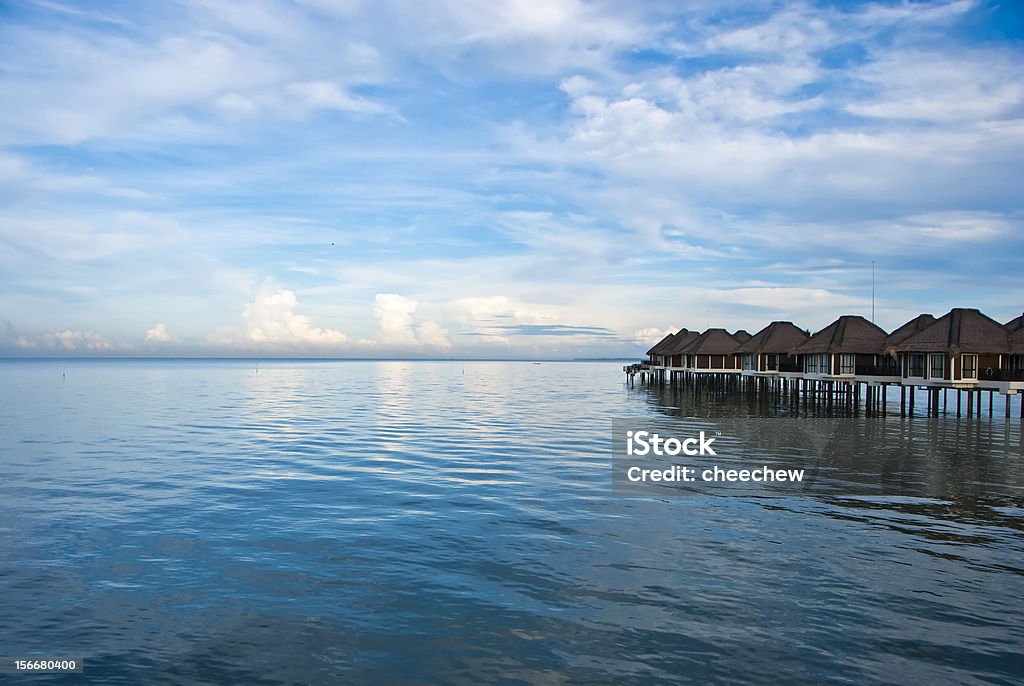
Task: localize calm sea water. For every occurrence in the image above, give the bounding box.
[1,360,1022,685]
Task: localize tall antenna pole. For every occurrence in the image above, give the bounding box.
[871,260,875,323]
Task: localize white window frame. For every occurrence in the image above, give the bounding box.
[839,354,856,375]
[962,354,978,380]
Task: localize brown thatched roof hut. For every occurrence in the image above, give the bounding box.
[660,329,700,356]
[790,315,888,355]
[892,308,1009,355]
[883,313,936,357]
[735,321,809,354]
[679,328,742,355]
[732,329,752,343]
[646,332,675,357]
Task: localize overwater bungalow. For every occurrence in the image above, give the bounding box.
[625,307,1024,419]
[891,308,1014,387]
[884,314,937,348]
[646,332,675,367]
[655,328,694,368]
[879,313,937,376]
[735,321,809,376]
[663,328,701,369]
[788,315,889,379]
[676,328,743,373]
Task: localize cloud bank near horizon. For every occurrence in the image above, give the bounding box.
[1,0,1022,357]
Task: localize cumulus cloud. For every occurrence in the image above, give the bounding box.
[20,330,114,351]
[373,293,419,345]
[242,285,348,346]
[145,323,173,341]
[416,320,452,349]
[373,293,450,348]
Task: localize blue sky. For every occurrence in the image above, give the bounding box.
[1,0,1022,357]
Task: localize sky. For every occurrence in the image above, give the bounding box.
[1,0,1022,358]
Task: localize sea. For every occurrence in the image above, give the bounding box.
[0,359,1022,684]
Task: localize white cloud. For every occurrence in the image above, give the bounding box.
[242,285,348,346]
[633,327,675,346]
[701,7,833,56]
[285,81,392,115]
[703,287,865,312]
[373,293,450,348]
[846,50,1024,123]
[451,295,559,327]
[19,330,114,351]
[416,320,451,348]
[373,293,418,345]
[145,323,173,342]
[0,211,188,262]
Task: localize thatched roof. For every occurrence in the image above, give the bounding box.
[735,321,809,355]
[1011,327,1024,355]
[732,329,752,343]
[1005,312,1024,332]
[662,328,701,355]
[678,328,741,355]
[883,314,936,357]
[646,332,675,356]
[892,308,1009,355]
[790,315,888,355]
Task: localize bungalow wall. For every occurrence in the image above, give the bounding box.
[692,354,740,370]
[900,352,1002,381]
[742,353,800,372]
[800,353,884,375]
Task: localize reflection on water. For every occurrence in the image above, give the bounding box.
[0,360,1021,685]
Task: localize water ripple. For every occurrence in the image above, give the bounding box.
[0,360,1021,684]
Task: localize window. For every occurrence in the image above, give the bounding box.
[908,354,925,378]
[929,354,945,379]
[766,354,779,371]
[839,354,855,375]
[962,354,978,380]
[805,353,828,374]
[742,354,755,371]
